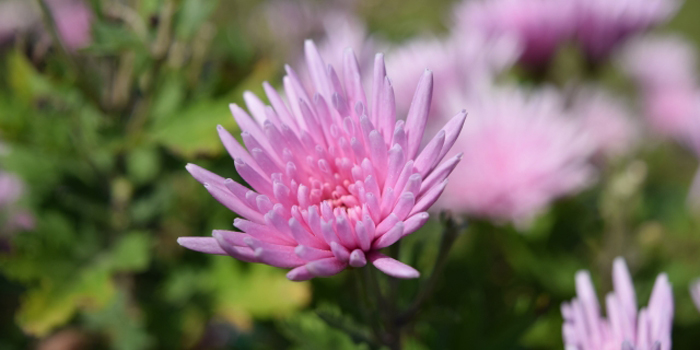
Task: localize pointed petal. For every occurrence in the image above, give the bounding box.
[177,237,227,255]
[368,251,420,279]
[405,70,433,159]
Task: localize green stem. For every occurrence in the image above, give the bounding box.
[35,0,101,107]
[396,214,464,326]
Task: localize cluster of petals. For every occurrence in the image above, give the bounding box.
[573,0,680,61]
[178,41,466,281]
[435,87,595,223]
[562,258,674,350]
[454,0,574,68]
[386,33,519,118]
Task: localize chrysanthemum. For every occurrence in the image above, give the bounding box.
[562,258,674,350]
[454,0,575,68]
[573,0,680,61]
[177,41,466,281]
[435,87,595,223]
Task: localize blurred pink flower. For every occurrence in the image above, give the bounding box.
[47,0,93,51]
[260,0,372,70]
[0,172,24,208]
[691,279,700,313]
[621,36,700,143]
[178,41,466,280]
[562,258,674,350]
[572,88,639,159]
[454,0,575,68]
[315,13,374,72]
[386,33,519,118]
[0,0,92,50]
[0,171,34,239]
[0,1,39,44]
[573,0,680,61]
[621,36,697,93]
[435,87,595,223]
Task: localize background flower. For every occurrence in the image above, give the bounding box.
[573,0,680,61]
[454,0,575,69]
[435,87,595,223]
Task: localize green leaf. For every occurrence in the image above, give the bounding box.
[165,255,310,330]
[6,51,62,103]
[16,262,115,336]
[280,311,370,350]
[107,231,152,272]
[84,291,153,350]
[86,22,146,54]
[150,60,276,158]
[126,146,161,185]
[207,256,311,329]
[176,0,219,40]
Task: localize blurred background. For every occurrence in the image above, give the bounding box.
[1,0,700,349]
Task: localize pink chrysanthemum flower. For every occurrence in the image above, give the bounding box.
[573,0,680,61]
[562,258,674,350]
[177,41,466,281]
[454,0,575,68]
[691,279,700,313]
[435,87,595,223]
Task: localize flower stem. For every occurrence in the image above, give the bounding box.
[396,214,464,326]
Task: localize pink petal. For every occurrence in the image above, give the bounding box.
[177,237,227,255]
[368,251,420,279]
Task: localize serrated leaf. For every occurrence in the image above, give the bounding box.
[207,256,310,329]
[16,263,115,336]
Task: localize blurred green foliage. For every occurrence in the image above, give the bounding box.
[0,0,699,349]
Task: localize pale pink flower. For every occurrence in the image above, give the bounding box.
[562,258,674,350]
[314,12,374,73]
[573,0,680,61]
[572,88,639,159]
[454,0,575,68]
[0,171,24,208]
[0,1,39,44]
[386,33,518,118]
[691,279,700,313]
[47,0,93,51]
[177,41,466,280]
[0,170,34,242]
[436,87,595,223]
[259,0,372,69]
[621,35,697,93]
[621,36,700,143]
[0,0,92,50]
